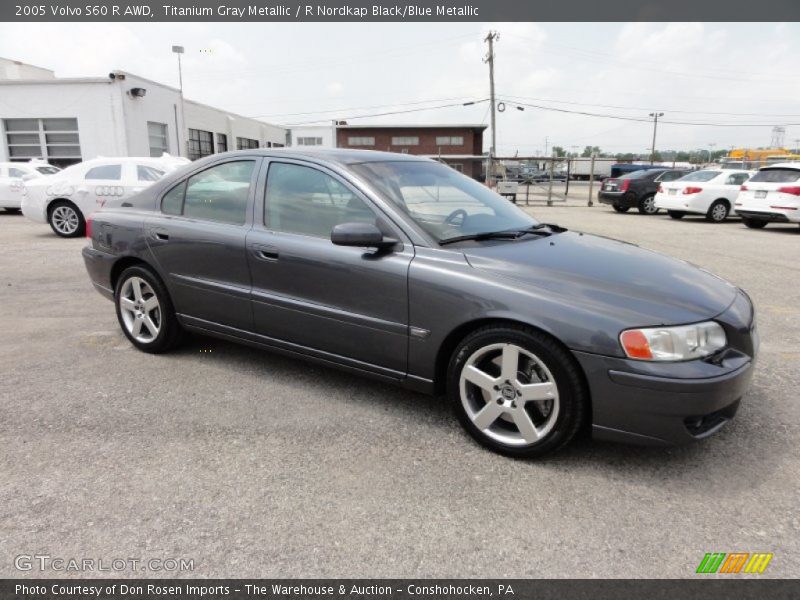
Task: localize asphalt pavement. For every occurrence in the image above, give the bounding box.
[0,207,797,578]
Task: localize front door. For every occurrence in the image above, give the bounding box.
[246,160,412,375]
[145,158,260,331]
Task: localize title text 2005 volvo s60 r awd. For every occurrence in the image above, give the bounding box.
[82,150,758,457]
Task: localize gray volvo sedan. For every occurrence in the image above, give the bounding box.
[82,149,757,457]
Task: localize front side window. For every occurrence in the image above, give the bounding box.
[85,164,121,180]
[182,161,255,224]
[8,167,26,178]
[265,162,376,238]
[137,165,165,182]
[351,160,538,243]
[725,173,750,186]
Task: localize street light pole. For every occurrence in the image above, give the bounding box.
[708,142,716,164]
[172,45,186,158]
[649,112,664,165]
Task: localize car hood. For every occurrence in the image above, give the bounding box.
[462,230,738,326]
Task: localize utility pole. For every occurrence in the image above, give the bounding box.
[649,112,664,165]
[544,136,549,157]
[484,31,499,185]
[172,45,187,158]
[708,142,716,164]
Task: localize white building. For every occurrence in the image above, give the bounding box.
[0,59,287,167]
[288,124,337,148]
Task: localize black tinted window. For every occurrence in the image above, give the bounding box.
[85,164,121,180]
[619,170,654,180]
[161,182,185,215]
[183,161,255,225]
[749,168,800,183]
[265,163,376,238]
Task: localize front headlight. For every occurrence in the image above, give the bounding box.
[620,321,726,361]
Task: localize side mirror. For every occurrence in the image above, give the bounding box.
[331,222,397,249]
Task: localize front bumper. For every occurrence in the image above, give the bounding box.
[576,290,757,446]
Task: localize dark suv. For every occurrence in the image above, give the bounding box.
[599,168,688,214]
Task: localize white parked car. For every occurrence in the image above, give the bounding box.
[22,155,189,237]
[653,169,752,222]
[0,160,60,212]
[735,162,800,229]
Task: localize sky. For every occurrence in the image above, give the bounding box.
[1,21,799,156]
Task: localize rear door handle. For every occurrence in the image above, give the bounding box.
[149,229,169,241]
[249,244,279,261]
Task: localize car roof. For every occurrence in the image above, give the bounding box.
[216,148,434,166]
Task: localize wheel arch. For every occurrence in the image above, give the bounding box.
[46,197,78,215]
[432,316,590,401]
[110,256,162,292]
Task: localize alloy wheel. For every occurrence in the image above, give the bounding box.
[711,203,728,222]
[118,276,161,343]
[459,343,560,446]
[642,196,658,214]
[51,205,79,235]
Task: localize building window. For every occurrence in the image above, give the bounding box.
[147,122,169,157]
[236,137,259,150]
[448,163,464,172]
[296,137,323,146]
[347,136,375,146]
[436,136,464,146]
[392,136,419,146]
[217,133,228,154]
[188,128,214,160]
[3,118,81,167]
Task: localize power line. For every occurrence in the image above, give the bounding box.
[286,99,489,126]
[249,96,480,119]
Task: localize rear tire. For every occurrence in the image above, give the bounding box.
[448,324,587,458]
[612,204,630,213]
[638,194,659,215]
[115,266,183,354]
[706,200,729,223]
[668,211,686,220]
[48,200,84,237]
[742,217,767,229]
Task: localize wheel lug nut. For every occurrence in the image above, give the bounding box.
[496,398,503,405]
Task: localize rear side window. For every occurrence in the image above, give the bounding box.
[183,161,255,224]
[8,167,26,178]
[85,164,122,180]
[137,165,165,182]
[618,170,653,180]
[161,182,185,215]
[749,168,800,183]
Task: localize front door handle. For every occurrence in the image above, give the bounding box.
[149,229,169,241]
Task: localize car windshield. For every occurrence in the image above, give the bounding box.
[678,170,722,182]
[749,168,800,183]
[351,160,538,243]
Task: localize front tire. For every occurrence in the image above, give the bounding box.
[115,266,183,354]
[448,325,586,458]
[48,200,84,237]
[668,210,686,220]
[638,194,659,215]
[706,200,729,223]
[742,217,767,229]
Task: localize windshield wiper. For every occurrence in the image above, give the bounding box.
[439,223,566,246]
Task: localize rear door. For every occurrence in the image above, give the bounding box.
[144,158,261,331]
[246,159,413,375]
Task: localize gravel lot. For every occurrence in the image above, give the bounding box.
[1,207,798,579]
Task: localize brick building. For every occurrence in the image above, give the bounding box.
[336,124,486,179]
